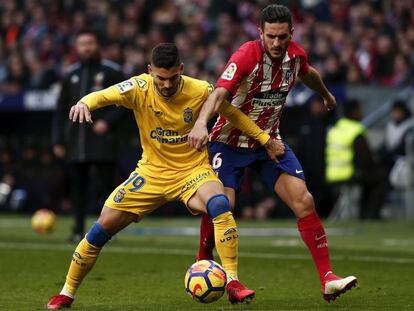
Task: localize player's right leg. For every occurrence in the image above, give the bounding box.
[188,181,254,304]
[46,206,137,309]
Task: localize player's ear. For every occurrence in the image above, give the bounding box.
[148,64,153,76]
[179,63,184,74]
[258,27,264,41]
[290,27,294,38]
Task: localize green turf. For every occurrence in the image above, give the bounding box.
[1,215,414,310]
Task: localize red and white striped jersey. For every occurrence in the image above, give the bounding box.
[210,40,310,148]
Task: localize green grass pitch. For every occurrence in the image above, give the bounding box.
[0,215,413,310]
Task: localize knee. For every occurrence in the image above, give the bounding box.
[86,222,111,247]
[206,194,231,218]
[293,191,315,218]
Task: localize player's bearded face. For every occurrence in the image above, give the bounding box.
[260,22,292,60]
[149,64,184,98]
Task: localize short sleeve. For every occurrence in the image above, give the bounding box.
[216,42,258,95]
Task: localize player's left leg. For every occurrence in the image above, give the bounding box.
[188,181,255,304]
[274,173,357,302]
[197,188,235,261]
[46,207,137,309]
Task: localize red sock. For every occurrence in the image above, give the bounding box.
[197,213,215,260]
[297,211,332,283]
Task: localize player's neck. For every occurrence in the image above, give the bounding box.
[268,52,285,63]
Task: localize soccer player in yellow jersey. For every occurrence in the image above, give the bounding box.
[46,43,281,309]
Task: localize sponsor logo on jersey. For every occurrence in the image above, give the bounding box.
[150,127,188,144]
[113,188,126,203]
[183,107,193,123]
[221,62,237,80]
[116,80,135,93]
[251,91,288,107]
[134,78,147,88]
[181,171,212,192]
[284,69,293,84]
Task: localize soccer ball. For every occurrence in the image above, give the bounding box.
[184,259,227,303]
[31,209,56,234]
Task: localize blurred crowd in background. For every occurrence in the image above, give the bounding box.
[1,0,414,91]
[1,0,414,219]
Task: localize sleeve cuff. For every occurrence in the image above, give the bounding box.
[257,132,271,146]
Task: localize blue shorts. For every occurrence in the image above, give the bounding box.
[208,141,305,192]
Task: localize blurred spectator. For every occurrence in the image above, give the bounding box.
[390,54,413,87]
[0,53,30,93]
[0,0,413,88]
[374,35,396,85]
[381,100,414,188]
[326,99,387,219]
[0,144,18,211]
[297,96,335,217]
[51,30,125,242]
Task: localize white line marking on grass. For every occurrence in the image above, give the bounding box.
[383,239,414,247]
[122,227,357,237]
[0,241,413,264]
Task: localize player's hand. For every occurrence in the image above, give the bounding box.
[324,92,336,111]
[93,120,109,135]
[69,102,93,124]
[188,121,209,151]
[264,137,284,162]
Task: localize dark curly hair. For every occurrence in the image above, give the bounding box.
[151,43,180,69]
[260,5,292,31]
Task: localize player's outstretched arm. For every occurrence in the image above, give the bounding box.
[299,66,336,111]
[219,102,284,161]
[189,87,228,151]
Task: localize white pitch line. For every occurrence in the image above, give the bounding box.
[0,241,413,264]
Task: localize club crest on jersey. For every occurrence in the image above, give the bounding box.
[113,188,126,203]
[183,107,193,123]
[116,80,135,94]
[284,69,293,84]
[221,62,237,80]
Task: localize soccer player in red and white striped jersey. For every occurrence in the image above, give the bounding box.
[189,4,357,302]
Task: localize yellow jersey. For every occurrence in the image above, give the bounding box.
[81,73,270,173]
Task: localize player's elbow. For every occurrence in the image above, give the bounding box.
[212,88,229,112]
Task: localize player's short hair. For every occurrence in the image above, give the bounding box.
[260,4,292,31]
[151,43,180,69]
